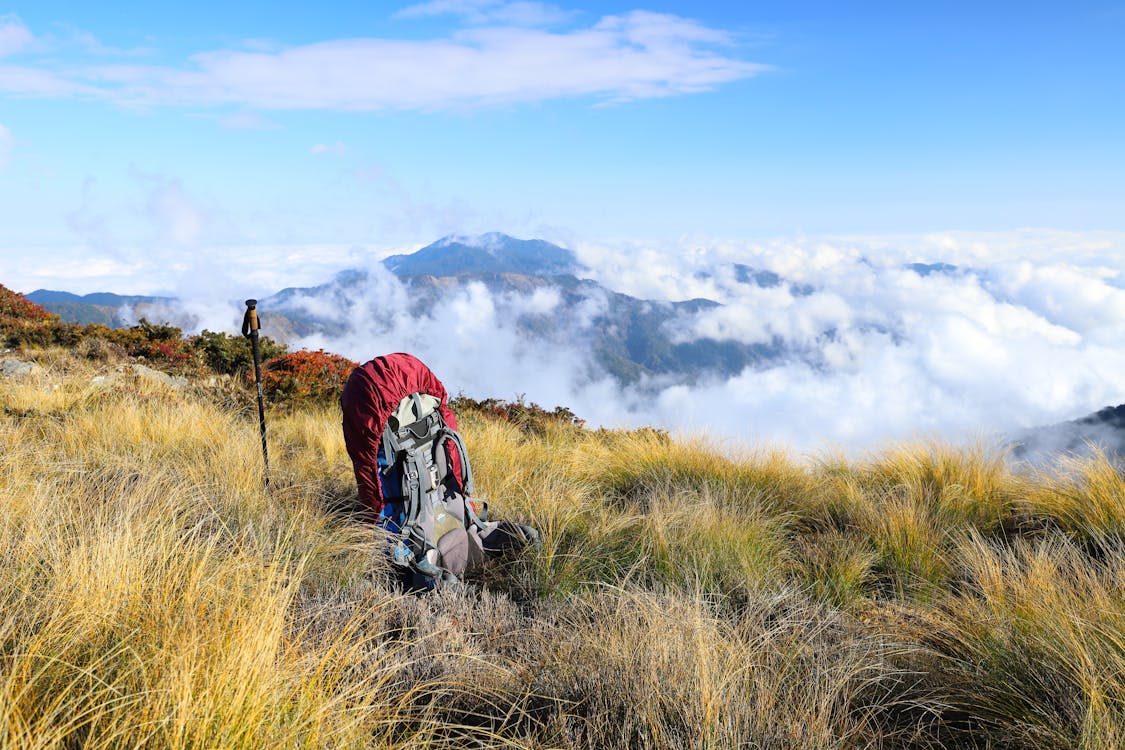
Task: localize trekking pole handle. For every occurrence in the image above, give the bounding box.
[241,299,260,338]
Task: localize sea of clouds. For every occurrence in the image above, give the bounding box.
[7,229,1124,455]
[246,230,1125,455]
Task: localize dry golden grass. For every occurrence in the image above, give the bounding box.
[922,532,1125,749]
[2,352,1124,748]
[1022,450,1125,547]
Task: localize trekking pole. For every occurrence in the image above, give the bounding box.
[241,299,270,490]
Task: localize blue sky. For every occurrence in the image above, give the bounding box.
[1,1,1123,292]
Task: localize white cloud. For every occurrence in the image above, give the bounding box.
[0,64,96,97]
[62,27,155,58]
[985,261,1125,343]
[270,230,1125,455]
[0,11,767,110]
[144,177,203,247]
[679,288,854,347]
[310,141,348,156]
[0,17,105,97]
[15,257,144,284]
[516,285,561,315]
[0,15,32,57]
[65,178,117,255]
[0,241,382,298]
[572,239,733,302]
[0,123,10,168]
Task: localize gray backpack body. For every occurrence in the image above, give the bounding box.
[380,393,490,581]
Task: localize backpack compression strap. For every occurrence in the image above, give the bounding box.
[433,426,487,533]
[434,427,474,497]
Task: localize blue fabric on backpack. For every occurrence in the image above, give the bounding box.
[377,445,403,501]
[376,500,406,532]
[376,501,434,591]
[375,434,438,592]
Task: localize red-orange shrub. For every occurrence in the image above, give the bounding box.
[0,285,55,322]
[0,284,66,347]
[259,349,358,406]
[96,320,194,370]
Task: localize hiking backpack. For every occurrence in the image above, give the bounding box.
[378,393,490,582]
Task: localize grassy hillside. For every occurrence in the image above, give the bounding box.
[1,285,1124,748]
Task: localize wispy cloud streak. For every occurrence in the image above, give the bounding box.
[0,14,33,57]
[0,11,767,110]
[0,123,10,168]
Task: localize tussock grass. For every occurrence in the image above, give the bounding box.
[569,430,816,517]
[2,353,1124,748]
[856,441,1019,533]
[526,586,910,749]
[921,533,1125,749]
[1022,450,1125,549]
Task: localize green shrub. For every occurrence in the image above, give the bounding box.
[191,329,287,376]
[450,394,586,434]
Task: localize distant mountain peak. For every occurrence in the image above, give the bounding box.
[434,231,510,249]
[383,233,581,279]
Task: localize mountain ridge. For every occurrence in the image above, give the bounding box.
[26,290,175,327]
[1013,403,1125,464]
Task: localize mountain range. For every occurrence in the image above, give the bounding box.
[246,233,802,385]
[29,234,787,384]
[24,290,174,328]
